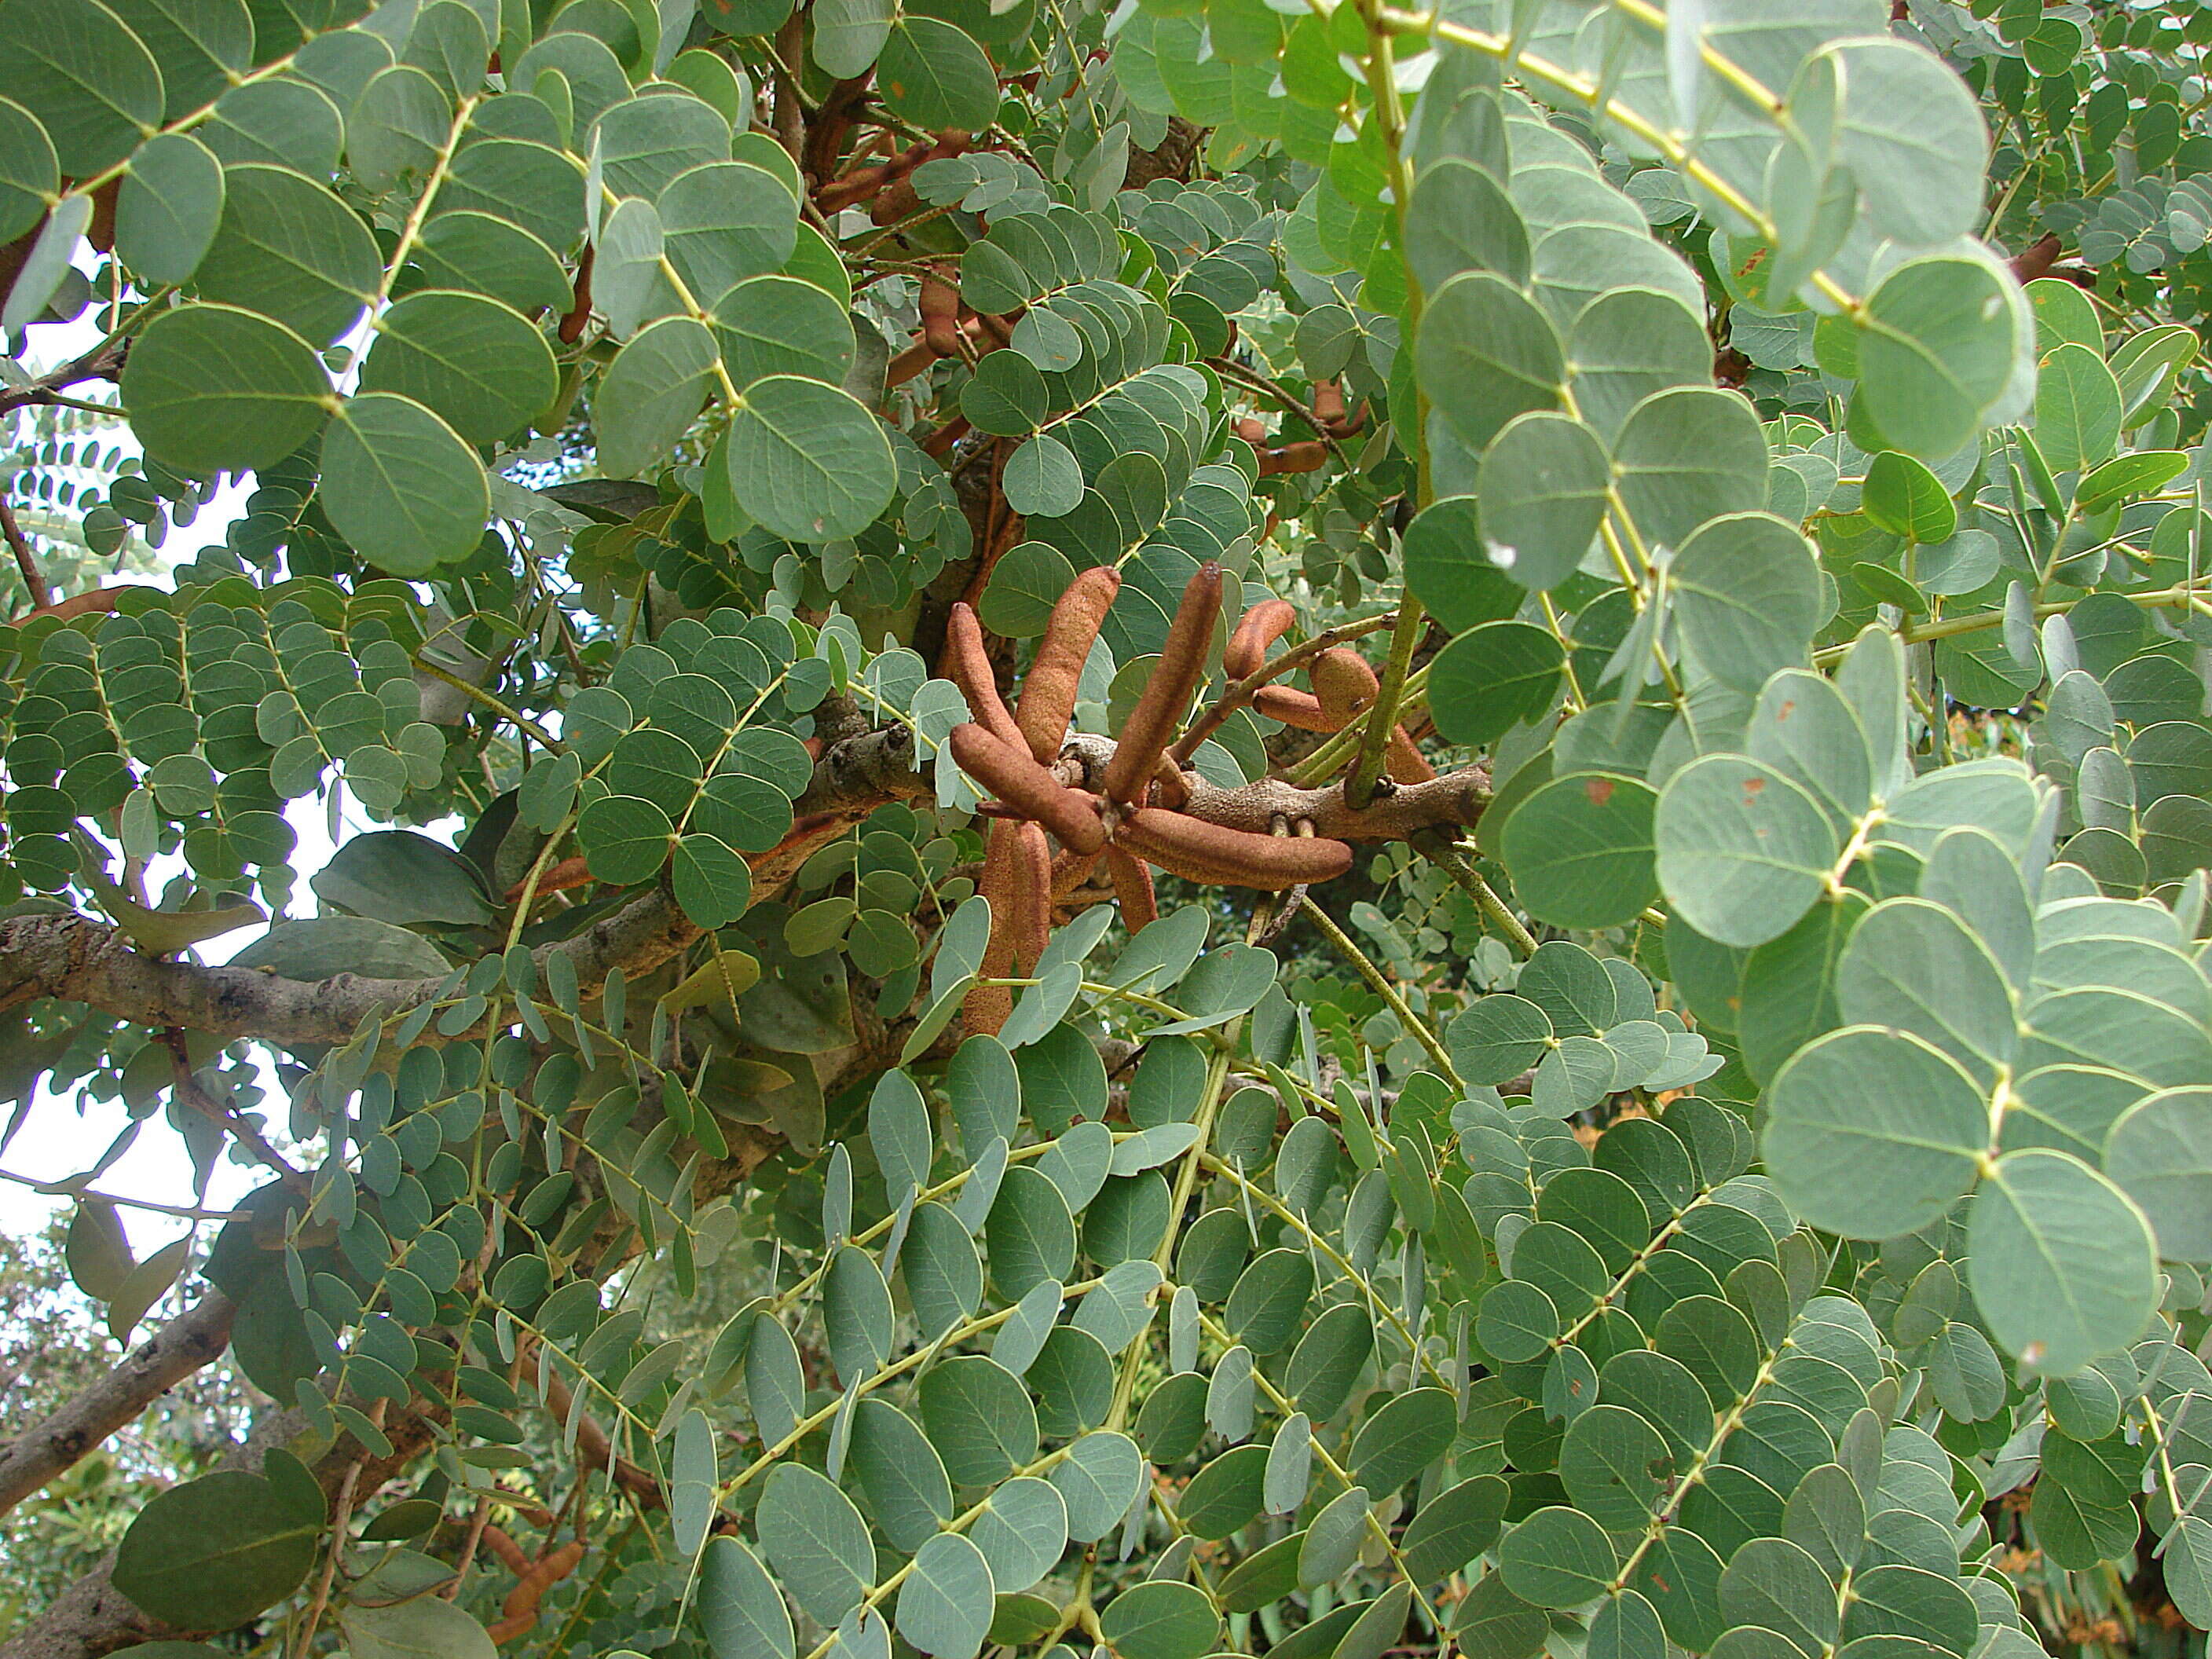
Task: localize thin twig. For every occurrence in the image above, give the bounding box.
[161,1030,308,1189]
[295,1398,387,1659]
[1421,835,1539,958]
[1347,595,1427,810]
[1302,899,1464,1088]
[1207,357,1354,472]
[1171,610,1398,764]
[0,496,51,610]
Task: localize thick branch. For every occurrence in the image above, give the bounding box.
[0,1391,443,1659]
[0,1291,236,1519]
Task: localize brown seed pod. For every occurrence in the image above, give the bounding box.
[1008,820,1052,974]
[943,603,1026,750]
[1050,847,1103,899]
[1114,807,1353,890]
[1311,646,1381,727]
[964,820,1020,1037]
[950,723,1108,854]
[919,272,963,357]
[1016,566,1121,764]
[1104,844,1158,932]
[1386,726,1436,784]
[1253,683,1333,732]
[1225,598,1295,679]
[1101,561,1221,805]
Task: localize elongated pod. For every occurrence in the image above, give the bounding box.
[1103,844,1158,932]
[963,820,1020,1036]
[1016,566,1120,764]
[1386,727,1435,784]
[1101,562,1221,805]
[949,723,1108,854]
[1253,684,1333,732]
[1007,820,1053,975]
[944,602,1026,750]
[1115,808,1353,890]
[1225,597,1295,679]
[1050,847,1103,899]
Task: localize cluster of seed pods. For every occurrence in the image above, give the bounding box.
[946,561,1397,1035]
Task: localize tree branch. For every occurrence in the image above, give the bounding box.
[0,1291,236,1520]
[0,1390,445,1659]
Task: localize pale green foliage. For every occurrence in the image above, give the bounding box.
[2,0,2212,1655]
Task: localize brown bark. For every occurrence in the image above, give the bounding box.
[0,1292,236,1518]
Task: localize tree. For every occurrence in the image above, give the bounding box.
[2,0,2212,1653]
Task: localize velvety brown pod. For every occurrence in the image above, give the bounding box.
[949,723,1108,854]
[1101,562,1221,804]
[1225,597,1295,679]
[1103,844,1158,932]
[945,602,1026,750]
[1007,820,1052,974]
[1016,566,1120,764]
[1115,807,1353,890]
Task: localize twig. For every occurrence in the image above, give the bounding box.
[1170,610,1398,764]
[1301,899,1464,1088]
[1347,595,1428,810]
[1207,357,1354,472]
[160,1030,307,1190]
[0,1291,236,1518]
[0,496,51,610]
[1419,834,1538,958]
[0,1168,247,1221]
[294,1398,387,1659]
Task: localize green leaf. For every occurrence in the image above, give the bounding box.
[969,1475,1067,1591]
[1003,434,1084,518]
[1477,411,1610,591]
[878,16,998,132]
[596,314,718,478]
[895,1531,995,1659]
[1655,754,1841,948]
[0,93,57,244]
[320,392,489,577]
[1417,269,1566,452]
[918,1355,1037,1485]
[1861,451,1957,544]
[1613,387,1771,551]
[1502,772,1658,930]
[116,133,224,286]
[1855,256,2018,460]
[359,290,557,445]
[1835,897,2016,1085]
[1499,1505,1618,1607]
[701,1536,795,1659]
[1763,1026,1990,1238]
[727,375,896,542]
[2032,342,2122,474]
[193,163,380,346]
[228,917,452,979]
[339,1595,498,1659]
[813,0,895,77]
[1569,287,1712,443]
[1406,156,1530,292]
[2103,1086,2212,1262]
[1669,513,1822,694]
[0,0,164,174]
[1349,1386,1457,1494]
[112,1470,320,1627]
[1428,621,1566,747]
[311,830,493,927]
[1968,1148,2159,1374]
[1099,1580,1221,1659]
[1826,38,1988,247]
[757,1463,877,1628]
[65,1199,133,1300]
[119,302,332,476]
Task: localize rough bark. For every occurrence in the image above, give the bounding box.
[0,1291,236,1519]
[0,1395,443,1659]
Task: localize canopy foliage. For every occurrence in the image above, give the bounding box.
[2,1,2212,1657]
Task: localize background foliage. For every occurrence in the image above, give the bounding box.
[4,1,2212,1657]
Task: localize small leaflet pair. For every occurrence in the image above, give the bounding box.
[945,562,1361,1035]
